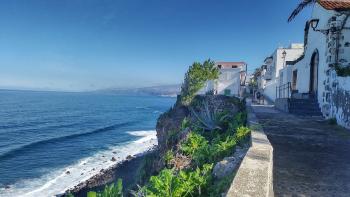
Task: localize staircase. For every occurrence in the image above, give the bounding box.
[289,98,323,116]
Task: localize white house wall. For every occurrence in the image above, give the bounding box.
[263,46,304,101]
[216,69,241,96]
[294,3,350,128]
[199,68,243,96]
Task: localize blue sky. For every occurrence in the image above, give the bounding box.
[0,0,312,91]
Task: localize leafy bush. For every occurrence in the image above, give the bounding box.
[164,150,174,167]
[66,193,75,197]
[210,135,237,161]
[180,132,208,156]
[335,64,350,77]
[92,179,123,197]
[87,191,97,197]
[180,59,219,105]
[145,164,213,197]
[234,126,251,145]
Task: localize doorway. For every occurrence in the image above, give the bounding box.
[309,50,319,97]
[292,70,297,91]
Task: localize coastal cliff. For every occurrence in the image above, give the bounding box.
[65,94,249,196]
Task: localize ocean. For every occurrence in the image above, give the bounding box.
[0,90,175,197]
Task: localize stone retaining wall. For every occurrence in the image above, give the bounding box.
[226,100,274,197]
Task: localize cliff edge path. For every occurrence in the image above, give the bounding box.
[252,104,350,197]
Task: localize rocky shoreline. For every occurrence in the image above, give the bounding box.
[62,147,157,197]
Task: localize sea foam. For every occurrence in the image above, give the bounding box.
[0,130,157,197]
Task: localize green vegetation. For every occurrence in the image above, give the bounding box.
[86,109,249,197]
[86,59,250,196]
[335,64,350,77]
[87,179,123,197]
[164,150,174,167]
[180,59,219,105]
[145,164,213,197]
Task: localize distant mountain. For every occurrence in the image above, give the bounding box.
[100,84,181,97]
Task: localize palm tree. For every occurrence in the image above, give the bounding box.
[288,0,317,22]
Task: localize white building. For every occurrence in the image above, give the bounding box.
[260,44,305,101]
[291,0,350,128]
[200,62,247,97]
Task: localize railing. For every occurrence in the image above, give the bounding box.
[276,82,292,99]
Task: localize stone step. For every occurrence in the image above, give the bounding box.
[290,104,319,108]
[289,109,323,116]
[289,105,320,110]
[289,100,319,105]
[288,98,322,117]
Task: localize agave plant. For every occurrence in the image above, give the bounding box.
[288,0,317,22]
[189,100,230,131]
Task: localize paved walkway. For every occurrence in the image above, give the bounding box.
[252,104,350,197]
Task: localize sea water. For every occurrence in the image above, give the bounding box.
[0,90,175,197]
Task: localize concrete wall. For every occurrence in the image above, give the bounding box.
[226,99,273,197]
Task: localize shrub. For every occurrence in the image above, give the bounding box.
[145,164,213,197]
[235,126,251,145]
[335,64,350,77]
[230,112,247,130]
[210,135,237,161]
[93,179,123,197]
[164,150,174,167]
[66,193,75,197]
[180,132,209,156]
[87,191,97,197]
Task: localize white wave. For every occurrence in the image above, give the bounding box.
[0,130,157,197]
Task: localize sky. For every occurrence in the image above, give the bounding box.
[0,0,313,91]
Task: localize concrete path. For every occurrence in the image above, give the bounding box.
[252,104,350,197]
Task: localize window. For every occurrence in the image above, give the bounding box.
[218,65,222,69]
[232,65,237,68]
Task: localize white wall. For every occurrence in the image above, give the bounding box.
[262,45,304,100]
[264,79,278,101]
[216,68,241,96]
[293,3,350,128]
[199,68,243,96]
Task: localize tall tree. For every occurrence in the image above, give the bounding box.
[288,0,317,22]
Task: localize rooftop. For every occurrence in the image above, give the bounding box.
[215,62,247,69]
[318,0,350,10]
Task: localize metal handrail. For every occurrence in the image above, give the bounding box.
[276,82,291,99]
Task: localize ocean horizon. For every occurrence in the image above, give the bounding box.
[0,90,175,197]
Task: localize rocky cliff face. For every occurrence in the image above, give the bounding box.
[154,95,242,170]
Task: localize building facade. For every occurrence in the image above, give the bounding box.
[260,44,305,101]
[291,0,350,128]
[200,62,247,97]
